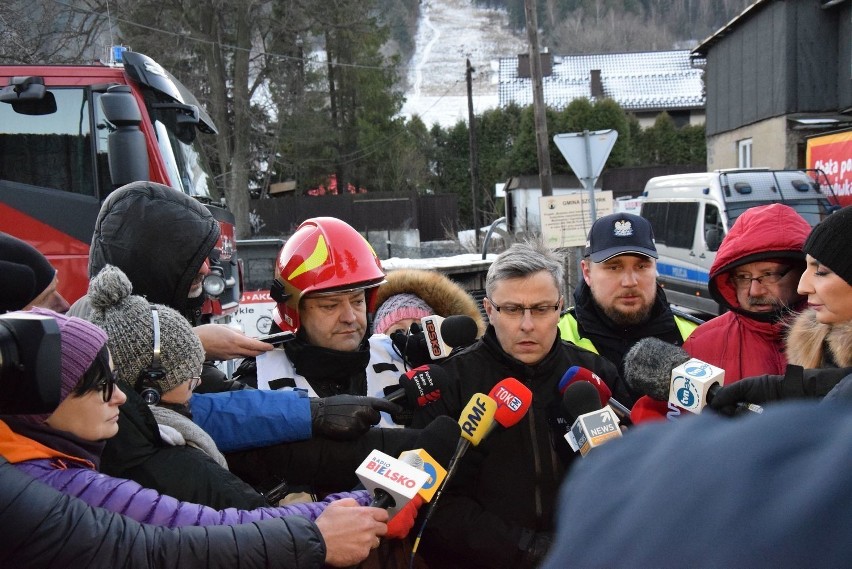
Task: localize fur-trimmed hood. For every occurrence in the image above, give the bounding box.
[786,309,852,369]
[373,269,485,336]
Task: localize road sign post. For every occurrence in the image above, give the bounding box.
[553,129,618,224]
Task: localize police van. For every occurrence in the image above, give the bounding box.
[639,169,837,316]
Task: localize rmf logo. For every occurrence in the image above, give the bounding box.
[461,396,488,437]
[493,386,522,411]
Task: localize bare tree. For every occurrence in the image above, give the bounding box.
[0,0,108,64]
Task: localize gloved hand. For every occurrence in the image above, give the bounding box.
[709,374,786,414]
[390,326,433,369]
[310,395,403,440]
[385,495,424,539]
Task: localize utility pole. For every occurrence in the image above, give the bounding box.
[523,0,553,197]
[466,58,481,248]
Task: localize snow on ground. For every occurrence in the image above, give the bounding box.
[399,0,526,128]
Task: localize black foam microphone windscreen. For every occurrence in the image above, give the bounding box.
[623,337,691,401]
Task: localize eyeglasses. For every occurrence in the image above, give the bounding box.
[730,267,792,288]
[486,296,562,318]
[187,376,202,392]
[96,371,118,403]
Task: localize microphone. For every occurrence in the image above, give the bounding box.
[355,450,430,516]
[398,415,459,502]
[439,315,478,350]
[558,366,631,424]
[488,377,533,429]
[630,396,679,424]
[421,314,479,360]
[562,381,622,455]
[384,364,447,408]
[624,338,763,415]
[411,388,512,560]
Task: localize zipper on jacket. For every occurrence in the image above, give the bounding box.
[527,405,544,519]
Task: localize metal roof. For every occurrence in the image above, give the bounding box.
[498,50,705,112]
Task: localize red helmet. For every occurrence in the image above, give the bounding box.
[271,217,386,333]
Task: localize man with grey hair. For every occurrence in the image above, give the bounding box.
[410,240,620,569]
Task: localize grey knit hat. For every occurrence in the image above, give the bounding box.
[88,265,204,394]
[803,206,852,286]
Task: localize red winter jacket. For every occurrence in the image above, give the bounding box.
[683,204,810,383]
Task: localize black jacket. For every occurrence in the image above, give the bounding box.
[0,456,326,569]
[101,383,268,510]
[88,180,219,323]
[410,326,620,569]
[569,281,689,406]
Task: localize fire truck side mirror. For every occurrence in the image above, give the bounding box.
[0,76,57,115]
[101,85,149,186]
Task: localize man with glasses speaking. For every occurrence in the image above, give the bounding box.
[410,240,619,569]
[558,212,701,406]
[683,204,812,383]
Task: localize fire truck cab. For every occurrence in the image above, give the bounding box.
[0,49,240,321]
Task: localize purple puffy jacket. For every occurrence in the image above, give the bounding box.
[16,458,370,527]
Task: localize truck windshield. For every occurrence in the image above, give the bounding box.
[152,118,214,200]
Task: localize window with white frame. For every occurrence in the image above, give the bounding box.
[737,138,753,168]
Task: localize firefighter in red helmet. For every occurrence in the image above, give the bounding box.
[271,217,386,336]
[254,217,395,400]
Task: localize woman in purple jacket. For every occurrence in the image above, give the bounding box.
[0,308,389,567]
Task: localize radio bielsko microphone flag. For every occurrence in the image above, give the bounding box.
[562,381,622,456]
[355,451,430,517]
[384,364,447,409]
[398,415,459,503]
[558,366,631,423]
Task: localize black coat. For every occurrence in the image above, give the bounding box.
[101,383,268,510]
[88,180,219,322]
[0,456,326,569]
[410,326,620,569]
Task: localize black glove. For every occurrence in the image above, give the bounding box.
[709,374,785,414]
[309,395,403,441]
[709,365,828,415]
[390,326,433,369]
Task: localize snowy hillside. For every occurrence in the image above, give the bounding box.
[399,0,527,128]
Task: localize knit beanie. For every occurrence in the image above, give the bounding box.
[0,232,56,313]
[373,293,435,335]
[803,206,852,286]
[87,265,204,394]
[20,307,109,422]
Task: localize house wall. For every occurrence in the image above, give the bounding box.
[703,0,841,137]
[705,115,819,170]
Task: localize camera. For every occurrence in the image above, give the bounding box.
[0,313,62,414]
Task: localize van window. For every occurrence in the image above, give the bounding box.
[0,88,108,196]
[666,203,698,248]
[642,202,698,249]
[642,202,668,243]
[703,204,724,251]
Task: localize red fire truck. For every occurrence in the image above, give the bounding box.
[0,49,240,320]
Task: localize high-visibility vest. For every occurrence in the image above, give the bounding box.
[557,311,699,355]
